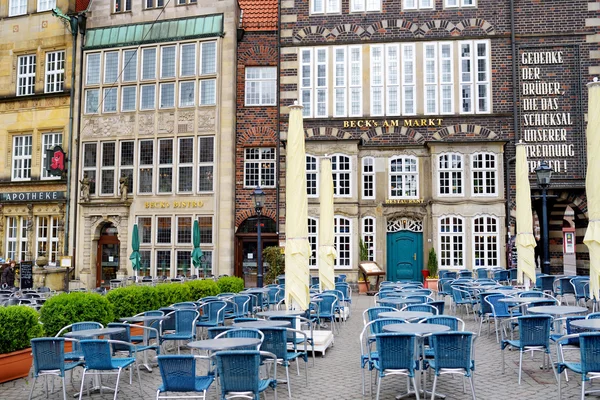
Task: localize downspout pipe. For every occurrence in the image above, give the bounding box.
[276,0,281,238]
[507,0,519,237]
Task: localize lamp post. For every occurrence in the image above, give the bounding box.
[535,161,553,275]
[251,186,266,287]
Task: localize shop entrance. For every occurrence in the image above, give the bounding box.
[235,216,278,288]
[96,223,120,287]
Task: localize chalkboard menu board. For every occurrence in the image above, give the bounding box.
[20,261,33,289]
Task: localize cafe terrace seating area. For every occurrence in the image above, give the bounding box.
[6,270,600,399]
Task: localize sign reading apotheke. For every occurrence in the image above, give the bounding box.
[1,191,65,202]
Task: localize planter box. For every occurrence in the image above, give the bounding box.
[0,348,32,383]
[130,323,144,337]
[358,281,368,294]
[425,278,439,293]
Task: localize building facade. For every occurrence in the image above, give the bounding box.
[74,0,239,288]
[278,0,598,281]
[0,0,76,270]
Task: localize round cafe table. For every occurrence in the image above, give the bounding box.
[376,297,421,308]
[233,320,291,329]
[187,337,262,352]
[256,310,306,318]
[527,305,588,334]
[571,319,600,331]
[64,327,125,338]
[242,288,271,294]
[378,311,433,321]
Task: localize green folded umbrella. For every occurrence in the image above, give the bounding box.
[130,224,141,275]
[191,220,204,277]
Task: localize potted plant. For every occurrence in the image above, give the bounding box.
[0,306,44,383]
[425,248,439,291]
[358,239,370,294]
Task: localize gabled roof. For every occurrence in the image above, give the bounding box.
[238,0,277,31]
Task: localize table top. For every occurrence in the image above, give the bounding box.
[187,338,262,351]
[64,327,125,338]
[232,320,291,328]
[118,315,169,323]
[382,323,451,335]
[527,305,588,315]
[571,319,600,331]
[256,310,306,318]
[378,311,433,320]
[376,298,421,305]
[498,297,550,304]
[242,288,271,294]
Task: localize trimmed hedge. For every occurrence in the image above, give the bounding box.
[154,283,191,307]
[217,276,245,293]
[0,306,44,354]
[40,292,114,337]
[185,279,219,300]
[106,285,159,321]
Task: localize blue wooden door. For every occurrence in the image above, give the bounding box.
[386,231,423,282]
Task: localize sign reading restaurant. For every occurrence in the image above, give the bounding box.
[343,118,443,128]
[1,191,66,202]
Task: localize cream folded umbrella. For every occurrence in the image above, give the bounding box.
[584,79,600,300]
[284,102,311,310]
[515,141,537,285]
[318,157,337,291]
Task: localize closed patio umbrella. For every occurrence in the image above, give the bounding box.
[191,220,204,278]
[318,157,337,291]
[129,224,141,279]
[515,142,536,285]
[284,102,311,311]
[584,79,600,300]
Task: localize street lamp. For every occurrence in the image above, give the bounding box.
[251,186,266,287]
[535,161,553,275]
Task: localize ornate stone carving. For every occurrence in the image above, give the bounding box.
[158,112,175,134]
[387,217,423,233]
[197,108,215,132]
[138,114,155,136]
[82,115,135,138]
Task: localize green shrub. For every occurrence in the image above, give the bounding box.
[217,276,245,293]
[154,283,191,307]
[106,285,159,320]
[40,292,114,336]
[0,306,44,354]
[263,246,285,285]
[185,279,219,300]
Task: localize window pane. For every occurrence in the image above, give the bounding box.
[123,50,138,82]
[140,84,156,110]
[104,52,119,83]
[121,86,136,111]
[160,83,175,108]
[142,48,156,80]
[179,81,195,107]
[139,140,153,193]
[85,89,99,114]
[86,53,101,85]
[177,217,192,244]
[157,217,171,243]
[198,216,212,244]
[103,88,117,113]
[180,43,196,76]
[200,79,216,105]
[161,46,176,78]
[201,42,216,74]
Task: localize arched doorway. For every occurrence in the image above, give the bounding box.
[96,223,120,287]
[235,216,278,287]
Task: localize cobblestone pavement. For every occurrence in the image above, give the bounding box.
[1,294,591,399]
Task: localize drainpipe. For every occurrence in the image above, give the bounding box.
[507,0,519,236]
[276,0,281,239]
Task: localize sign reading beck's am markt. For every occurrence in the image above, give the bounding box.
[519,46,584,179]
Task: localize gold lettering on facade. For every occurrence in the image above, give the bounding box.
[145,201,205,209]
[384,199,423,204]
[343,119,442,128]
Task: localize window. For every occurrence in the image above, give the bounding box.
[139,140,154,193]
[82,143,97,195]
[351,0,380,12]
[178,137,194,193]
[120,141,134,194]
[198,137,214,192]
[86,54,101,85]
[138,217,152,244]
[37,0,55,11]
[200,42,216,75]
[424,43,438,115]
[473,215,498,267]
[299,48,331,118]
[121,86,137,111]
[100,142,116,195]
[245,67,276,106]
[308,217,318,268]
[145,0,164,8]
[36,216,59,264]
[331,154,351,197]
[156,250,172,277]
[349,46,363,117]
[438,153,463,196]
[160,46,176,79]
[311,0,340,14]
[176,250,192,277]
[12,135,32,181]
[179,81,195,107]
[85,89,99,114]
[389,156,418,199]
[459,40,490,113]
[10,0,27,16]
[158,139,173,193]
[445,0,475,7]
[41,133,63,179]
[114,0,131,12]
[141,48,156,80]
[140,84,156,110]
[402,44,416,115]
[439,43,453,114]
[439,216,464,268]
[122,49,138,82]
[104,52,119,84]
[362,157,375,199]
[177,216,192,244]
[103,87,117,113]
[472,152,497,196]
[362,217,375,261]
[333,47,346,117]
[404,0,433,10]
[244,148,276,188]
[180,43,196,77]
[306,155,318,198]
[334,216,351,268]
[157,216,172,244]
[199,79,216,105]
[17,55,36,96]
[45,51,65,93]
[198,216,213,244]
[159,83,175,109]
[177,0,197,5]
[6,217,28,263]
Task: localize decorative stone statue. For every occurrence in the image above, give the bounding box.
[119,176,129,201]
[80,177,90,202]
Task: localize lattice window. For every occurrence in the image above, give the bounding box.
[387,217,423,233]
[439,216,464,268]
[473,215,498,267]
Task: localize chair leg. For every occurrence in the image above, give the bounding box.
[469,376,476,400]
[45,374,49,398]
[375,376,382,400]
[430,375,438,400]
[78,370,86,400]
[581,380,585,400]
[518,351,523,385]
[285,365,291,398]
[62,377,67,400]
[412,377,420,400]
[28,376,37,400]
[136,364,143,396]
[113,368,122,400]
[501,346,505,374]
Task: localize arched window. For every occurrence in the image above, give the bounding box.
[438,215,464,268]
[334,216,352,268]
[473,215,499,267]
[389,156,418,199]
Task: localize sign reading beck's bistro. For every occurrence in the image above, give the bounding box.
[1,191,65,202]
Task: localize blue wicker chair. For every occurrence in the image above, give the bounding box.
[195,300,227,338]
[485,293,517,343]
[401,303,438,315]
[362,306,396,325]
[213,350,278,400]
[428,331,477,400]
[156,355,214,400]
[269,315,317,366]
[107,323,160,366]
[130,310,164,344]
[55,321,103,361]
[553,277,576,305]
[373,333,420,400]
[214,328,264,350]
[557,332,600,399]
[501,315,558,384]
[571,277,590,307]
[160,309,200,354]
[312,293,339,334]
[227,295,251,319]
[475,268,489,279]
[29,337,83,400]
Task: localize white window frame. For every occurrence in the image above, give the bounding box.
[86,53,101,85]
[41,132,63,180]
[141,47,157,81]
[311,0,340,14]
[17,55,36,96]
[119,141,134,196]
[423,43,438,115]
[459,40,491,114]
[351,0,381,12]
[389,155,419,199]
[333,47,347,118]
[402,44,416,116]
[45,50,65,93]
[245,67,277,106]
[475,40,491,113]
[102,87,117,113]
[331,154,352,198]
[349,45,363,117]
[300,48,313,118]
[37,0,55,10]
[12,135,32,181]
[36,216,59,265]
[439,42,454,114]
[334,216,352,269]
[472,215,499,268]
[438,215,464,269]
[445,0,476,7]
[180,43,197,77]
[306,155,319,198]
[84,89,99,114]
[197,215,214,245]
[308,217,319,269]
[177,137,194,194]
[103,51,119,84]
[361,216,376,262]
[370,45,384,117]
[157,138,174,194]
[404,0,434,10]
[179,80,196,108]
[471,152,497,197]
[159,82,175,109]
[156,216,173,244]
[243,148,276,189]
[6,217,28,263]
[82,143,98,197]
[160,46,177,79]
[199,79,216,105]
[315,48,328,118]
[122,49,138,82]
[200,41,217,76]
[362,157,375,200]
[10,0,27,16]
[121,86,137,112]
[140,84,156,110]
[438,153,464,197]
[138,140,154,194]
[100,142,116,196]
[114,0,131,12]
[198,136,215,193]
